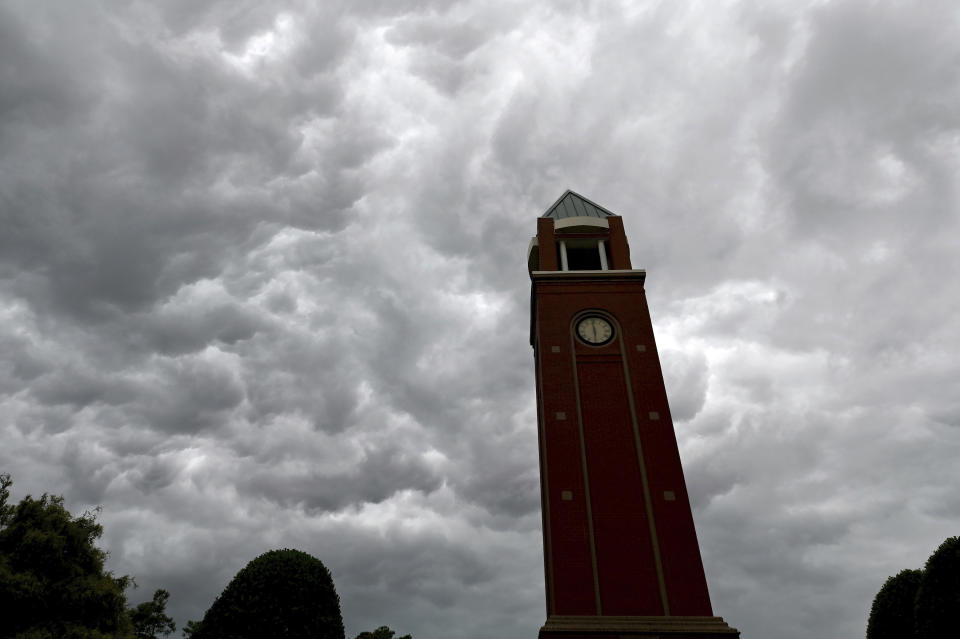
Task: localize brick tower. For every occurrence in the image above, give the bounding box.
[528,191,738,638]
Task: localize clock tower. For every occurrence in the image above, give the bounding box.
[528,191,738,638]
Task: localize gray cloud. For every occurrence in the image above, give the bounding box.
[2,1,959,638]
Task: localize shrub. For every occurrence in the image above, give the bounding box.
[866,569,922,639]
[190,549,344,639]
[914,536,960,639]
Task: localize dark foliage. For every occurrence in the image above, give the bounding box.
[914,536,960,639]
[0,473,132,638]
[866,569,923,639]
[189,549,344,639]
[129,588,176,638]
[353,626,412,639]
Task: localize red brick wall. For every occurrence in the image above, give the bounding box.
[533,276,713,617]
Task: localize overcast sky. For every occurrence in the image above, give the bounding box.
[1,1,959,637]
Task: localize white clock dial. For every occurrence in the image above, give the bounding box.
[576,316,613,345]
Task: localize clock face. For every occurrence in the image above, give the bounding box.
[576,316,614,345]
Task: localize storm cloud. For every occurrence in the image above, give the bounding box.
[2,2,959,638]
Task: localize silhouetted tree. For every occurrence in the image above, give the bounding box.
[0,473,133,638]
[914,536,960,639]
[189,549,344,639]
[866,568,922,639]
[130,588,176,638]
[353,625,412,639]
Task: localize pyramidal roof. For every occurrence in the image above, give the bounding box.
[541,189,617,219]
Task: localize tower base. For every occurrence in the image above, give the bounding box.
[539,615,739,639]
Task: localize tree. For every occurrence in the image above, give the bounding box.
[0,473,132,638]
[866,568,923,639]
[129,588,176,638]
[189,549,344,639]
[354,625,412,639]
[914,536,960,639]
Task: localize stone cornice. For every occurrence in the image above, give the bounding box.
[530,269,647,284]
[540,615,739,636]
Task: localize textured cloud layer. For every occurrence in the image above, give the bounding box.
[2,2,959,638]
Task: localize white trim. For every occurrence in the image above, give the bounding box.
[598,239,608,270]
[559,240,569,271]
[531,269,646,283]
[554,216,610,231]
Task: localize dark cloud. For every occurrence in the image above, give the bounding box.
[1,2,959,639]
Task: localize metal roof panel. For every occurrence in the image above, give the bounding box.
[541,190,617,219]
